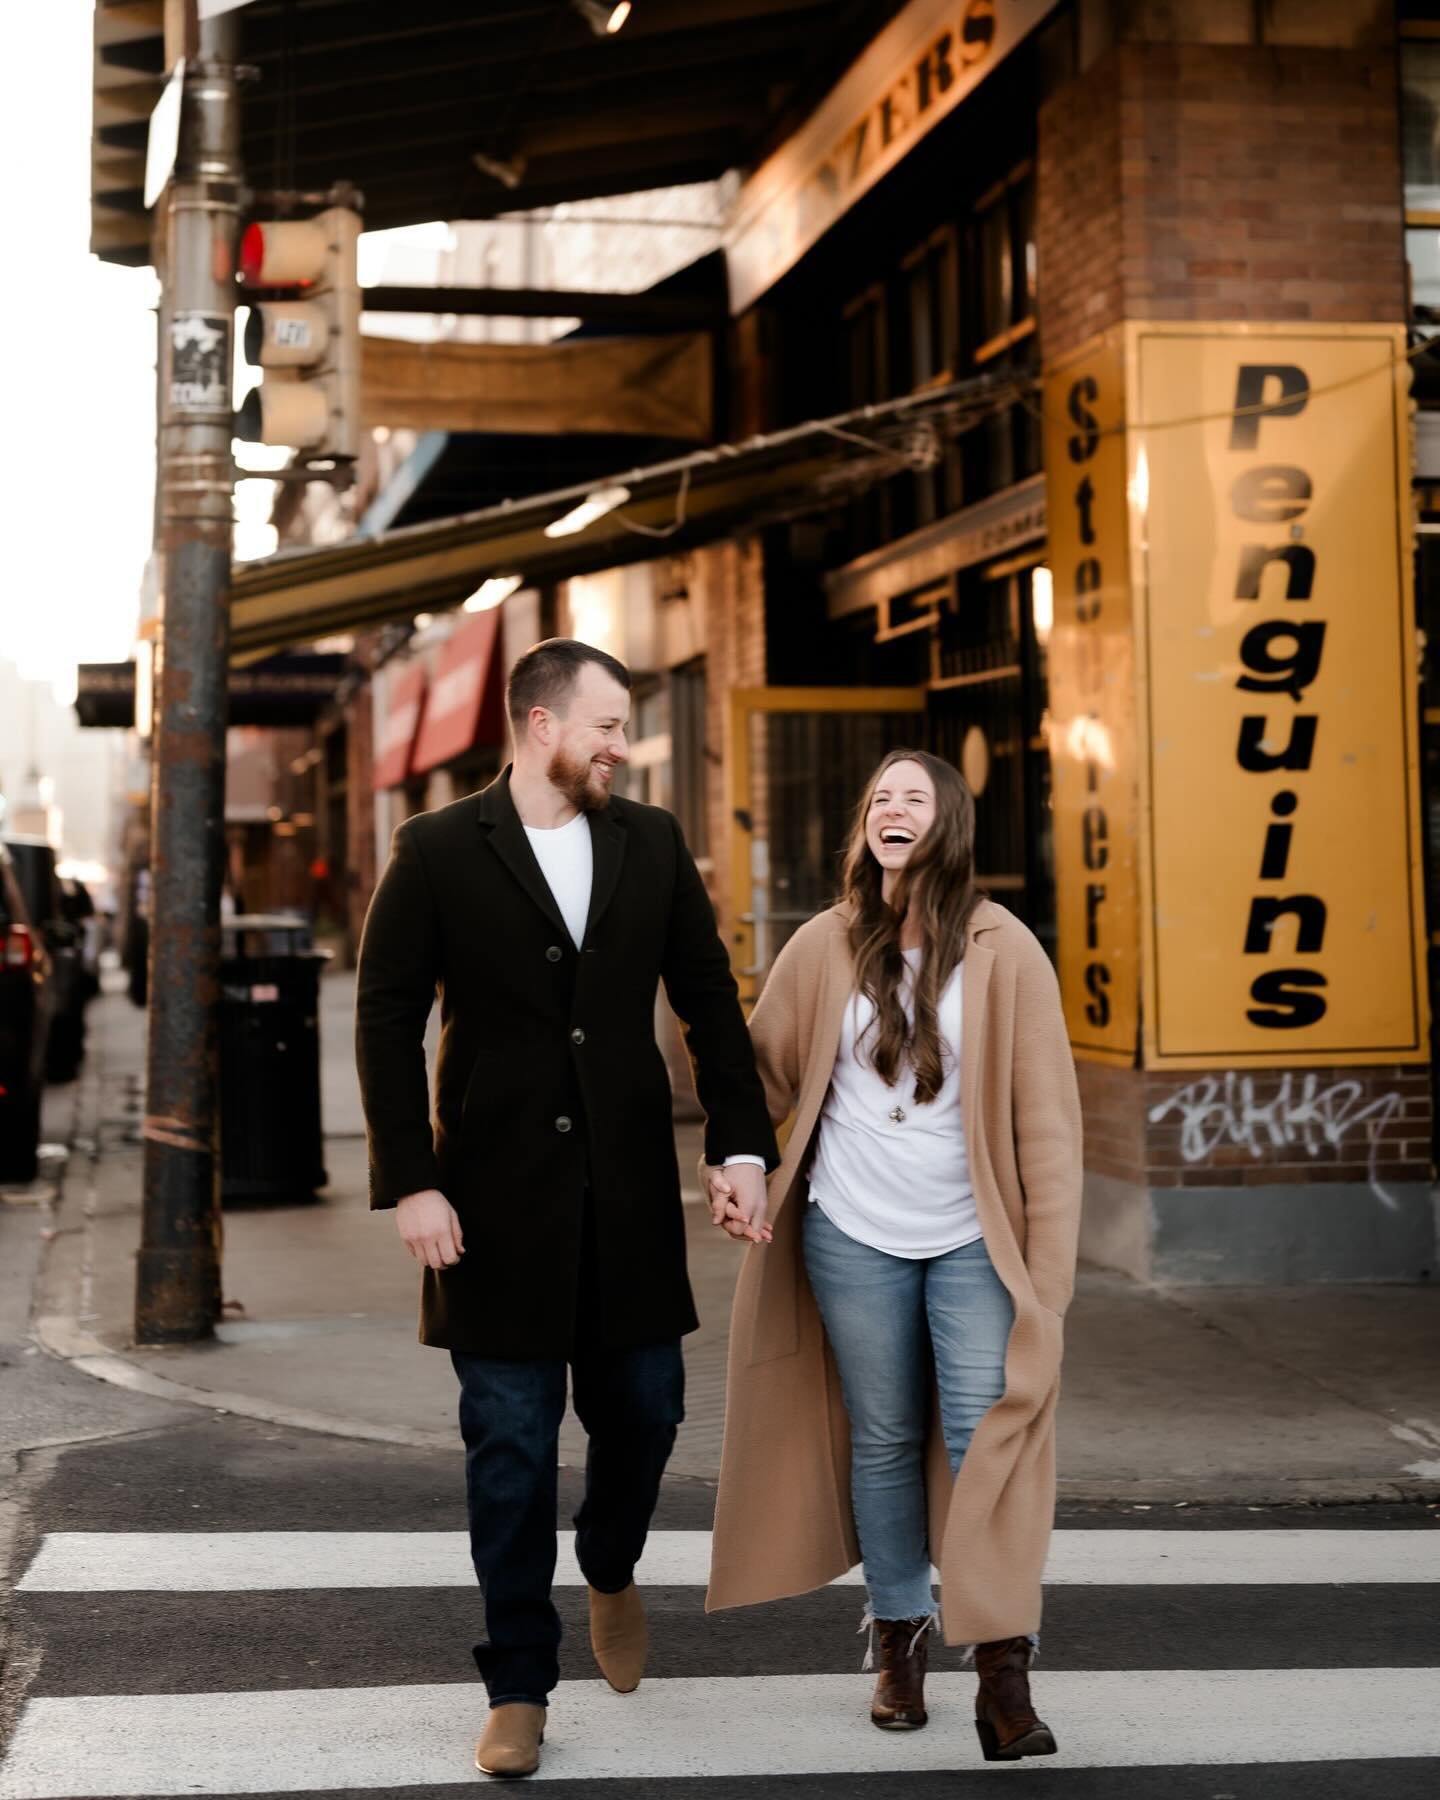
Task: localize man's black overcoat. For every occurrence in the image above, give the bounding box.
[355,768,778,1358]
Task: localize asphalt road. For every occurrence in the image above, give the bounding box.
[1,1409,1437,1800]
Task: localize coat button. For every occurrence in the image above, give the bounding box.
[555,1115,573,1133]
[545,944,563,962]
[570,1027,585,1045]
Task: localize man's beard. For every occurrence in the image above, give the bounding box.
[547,744,611,812]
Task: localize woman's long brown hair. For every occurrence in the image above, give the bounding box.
[841,749,981,1105]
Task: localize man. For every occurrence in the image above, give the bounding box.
[356,638,776,1779]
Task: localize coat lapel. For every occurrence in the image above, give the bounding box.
[582,807,626,946]
[475,768,571,943]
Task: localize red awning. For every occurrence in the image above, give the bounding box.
[373,662,427,790]
[410,609,506,776]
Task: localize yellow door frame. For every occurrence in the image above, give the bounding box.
[724,685,928,1001]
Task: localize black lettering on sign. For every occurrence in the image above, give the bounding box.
[1236,621,1326,701]
[916,32,955,110]
[1236,714,1318,772]
[1067,377,1099,464]
[1082,805,1109,871]
[1246,968,1328,1029]
[1085,882,1105,950]
[1226,355,1327,1030]
[1243,894,1327,956]
[1231,466,1312,523]
[1229,364,1309,452]
[959,0,996,66]
[1084,962,1112,1028]
[1259,790,1298,879]
[1235,543,1315,602]
[849,116,869,181]
[1075,475,1097,546]
[1076,557,1102,624]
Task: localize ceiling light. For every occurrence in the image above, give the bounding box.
[464,574,523,613]
[574,0,631,36]
[543,484,630,539]
[472,150,526,189]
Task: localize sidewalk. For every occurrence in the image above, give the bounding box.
[23,973,1440,1502]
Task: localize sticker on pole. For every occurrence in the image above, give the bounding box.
[169,312,231,412]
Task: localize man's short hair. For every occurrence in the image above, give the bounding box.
[506,638,631,731]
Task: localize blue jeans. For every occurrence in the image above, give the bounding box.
[452,1336,684,1707]
[802,1201,1014,1621]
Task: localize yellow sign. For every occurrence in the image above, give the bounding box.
[1131,323,1427,1066]
[727,0,1059,314]
[1042,332,1141,1062]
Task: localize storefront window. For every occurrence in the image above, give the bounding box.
[670,659,709,861]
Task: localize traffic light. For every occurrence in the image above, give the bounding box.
[235,205,361,459]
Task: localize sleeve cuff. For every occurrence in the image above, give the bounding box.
[721,1154,767,1169]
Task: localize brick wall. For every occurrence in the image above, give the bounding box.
[696,537,767,942]
[1079,1060,1431,1190]
[1037,41,1406,364]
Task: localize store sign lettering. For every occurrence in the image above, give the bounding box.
[1225,363,1330,1029]
[1137,323,1423,1066]
[1064,375,1113,1027]
[1041,332,1138,1062]
[728,0,1059,313]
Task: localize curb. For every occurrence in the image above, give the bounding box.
[31,1313,455,1453]
[31,1313,1439,1504]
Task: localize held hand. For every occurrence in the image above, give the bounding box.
[395,1189,465,1269]
[705,1162,772,1245]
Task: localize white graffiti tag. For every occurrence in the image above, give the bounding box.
[1147,1072,1404,1208]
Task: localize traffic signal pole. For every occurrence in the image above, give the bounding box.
[136,11,243,1343]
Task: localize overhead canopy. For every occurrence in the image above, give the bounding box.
[91,0,910,267]
[361,332,713,441]
[73,653,347,729]
[230,373,1021,660]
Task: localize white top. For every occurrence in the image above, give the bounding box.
[524,811,593,949]
[807,948,980,1259]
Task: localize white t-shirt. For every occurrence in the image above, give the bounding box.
[808,947,980,1259]
[523,811,593,949]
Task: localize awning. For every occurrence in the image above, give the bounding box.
[90,1,912,268]
[373,663,427,790]
[231,373,1022,661]
[410,609,506,776]
[362,333,713,442]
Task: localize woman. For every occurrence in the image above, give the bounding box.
[704,749,1080,1762]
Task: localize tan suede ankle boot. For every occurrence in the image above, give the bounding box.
[588,1582,648,1693]
[475,1703,545,1778]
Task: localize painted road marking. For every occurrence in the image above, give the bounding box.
[17,1527,1439,1593]
[2,1669,1437,1795]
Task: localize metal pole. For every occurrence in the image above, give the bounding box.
[136,12,243,1343]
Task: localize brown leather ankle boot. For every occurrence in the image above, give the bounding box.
[869,1616,931,1730]
[974,1636,1057,1760]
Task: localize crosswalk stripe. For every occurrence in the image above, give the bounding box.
[17,1527,1439,1592]
[2,1668,1437,1794]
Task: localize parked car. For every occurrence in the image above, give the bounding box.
[2,837,87,1082]
[59,876,102,1001]
[0,841,55,1183]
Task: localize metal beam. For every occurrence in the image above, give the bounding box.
[359,285,722,329]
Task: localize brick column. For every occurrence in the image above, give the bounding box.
[1037,11,1434,1282]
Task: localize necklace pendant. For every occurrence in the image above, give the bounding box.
[888,1105,906,1124]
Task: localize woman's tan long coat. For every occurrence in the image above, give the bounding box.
[706,899,1082,1646]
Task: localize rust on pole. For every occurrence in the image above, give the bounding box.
[135,10,243,1344]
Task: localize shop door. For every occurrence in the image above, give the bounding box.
[726,686,927,1003]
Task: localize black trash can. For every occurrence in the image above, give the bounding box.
[219,914,330,1204]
